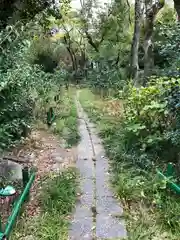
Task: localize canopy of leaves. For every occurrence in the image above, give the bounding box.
[0,0,61,29]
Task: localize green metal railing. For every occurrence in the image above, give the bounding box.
[156,162,180,194]
[0,167,36,239]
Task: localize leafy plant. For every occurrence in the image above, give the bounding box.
[123,77,180,165]
[11,168,78,240]
[79,88,180,240]
[154,22,180,75]
[52,88,80,147]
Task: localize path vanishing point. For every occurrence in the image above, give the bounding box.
[69,93,127,239]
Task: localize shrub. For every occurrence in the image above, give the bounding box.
[29,37,60,73]
[154,23,180,75]
[87,62,127,97]
[0,23,66,151]
[124,77,180,165]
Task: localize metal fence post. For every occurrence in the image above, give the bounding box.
[22,167,29,202]
[0,215,2,232]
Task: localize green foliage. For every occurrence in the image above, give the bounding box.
[156,5,176,25]
[0,0,61,29]
[137,5,177,76]
[29,37,66,73]
[154,22,180,74]
[52,88,80,147]
[87,64,127,95]
[83,0,132,94]
[11,168,78,240]
[0,21,66,151]
[41,168,78,214]
[124,77,180,165]
[79,88,180,240]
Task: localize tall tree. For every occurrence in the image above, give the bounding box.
[79,0,109,52]
[130,0,143,80]
[143,0,165,83]
[63,27,78,74]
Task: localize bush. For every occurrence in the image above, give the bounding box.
[87,62,127,97]
[0,23,66,151]
[154,22,180,75]
[29,37,60,73]
[124,77,180,166]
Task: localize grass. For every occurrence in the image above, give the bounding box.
[34,86,80,147]
[52,87,80,147]
[79,88,180,240]
[11,168,78,240]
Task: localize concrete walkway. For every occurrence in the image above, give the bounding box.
[69,94,127,239]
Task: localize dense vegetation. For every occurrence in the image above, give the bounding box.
[0,0,180,239]
[79,89,180,239]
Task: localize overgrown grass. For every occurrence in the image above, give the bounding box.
[11,168,78,240]
[79,88,180,240]
[52,87,80,147]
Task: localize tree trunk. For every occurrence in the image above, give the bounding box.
[130,0,143,80]
[64,35,78,76]
[174,0,180,22]
[143,0,165,84]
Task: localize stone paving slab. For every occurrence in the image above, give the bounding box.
[71,204,93,218]
[78,192,94,208]
[69,97,94,240]
[80,178,94,194]
[90,134,103,146]
[96,178,113,198]
[96,213,127,239]
[69,215,93,240]
[96,196,123,215]
[0,160,23,180]
[95,156,109,175]
[76,158,94,179]
[69,94,127,240]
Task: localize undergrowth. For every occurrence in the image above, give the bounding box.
[11,168,78,240]
[79,88,180,240]
[52,87,80,147]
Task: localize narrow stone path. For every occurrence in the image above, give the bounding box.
[69,93,126,239]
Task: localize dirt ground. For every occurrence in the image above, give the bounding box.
[0,129,77,219]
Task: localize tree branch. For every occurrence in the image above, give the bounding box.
[125,0,131,24]
[85,30,99,52]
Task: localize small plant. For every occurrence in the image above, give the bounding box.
[11,168,78,240]
[52,88,80,147]
[41,168,78,214]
